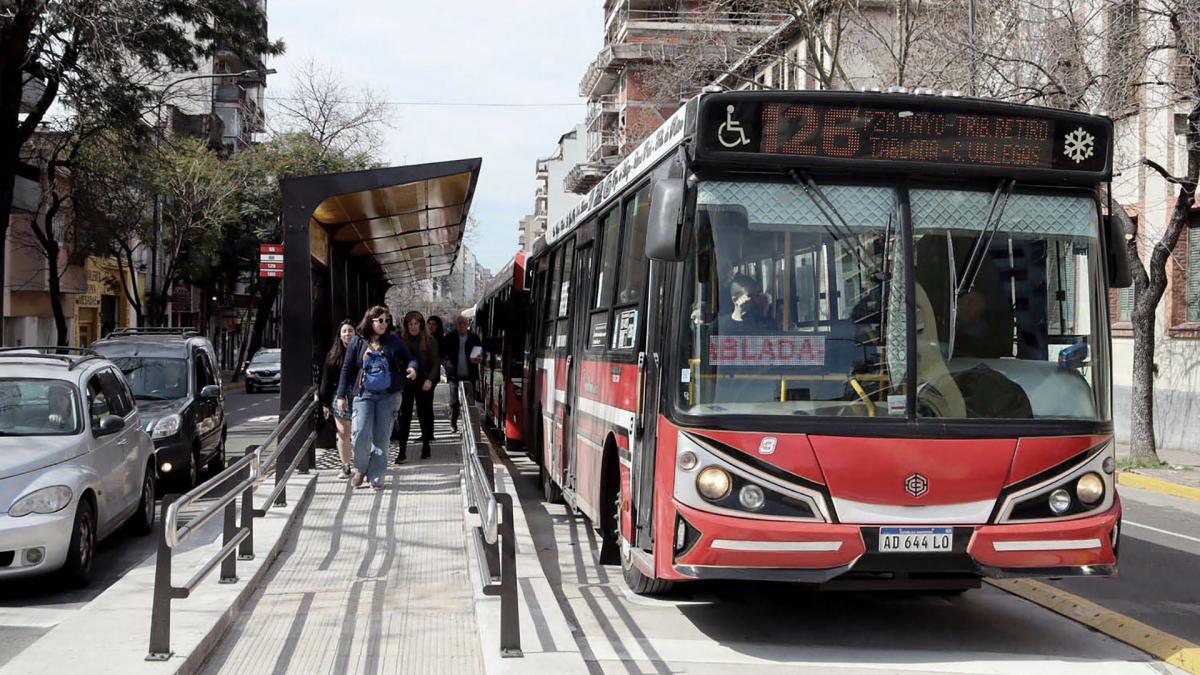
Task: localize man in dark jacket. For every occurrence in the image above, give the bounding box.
[443,314,483,432]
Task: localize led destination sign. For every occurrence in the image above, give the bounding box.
[699,95,1112,177]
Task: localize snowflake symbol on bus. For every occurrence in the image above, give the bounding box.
[1063,127,1095,164]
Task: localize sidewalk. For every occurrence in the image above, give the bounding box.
[1118,444,1200,494]
[198,435,484,674]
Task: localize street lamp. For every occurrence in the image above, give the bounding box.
[149,67,277,325]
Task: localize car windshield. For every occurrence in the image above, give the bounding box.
[109,357,188,400]
[0,379,82,436]
[250,351,280,367]
[678,180,1106,421]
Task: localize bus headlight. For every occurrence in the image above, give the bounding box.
[696,467,731,501]
[738,485,766,511]
[1076,473,1104,504]
[678,451,698,471]
[1048,489,1072,515]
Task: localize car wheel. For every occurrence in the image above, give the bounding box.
[63,498,96,587]
[245,382,255,394]
[130,464,155,535]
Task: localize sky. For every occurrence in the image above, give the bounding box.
[265,1,603,272]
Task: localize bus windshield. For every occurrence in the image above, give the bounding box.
[678,180,1106,421]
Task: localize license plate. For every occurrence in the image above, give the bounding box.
[878,527,953,553]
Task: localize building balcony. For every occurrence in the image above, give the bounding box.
[587,130,620,163]
[564,162,615,195]
[580,43,678,98]
[586,94,620,131]
[608,8,786,44]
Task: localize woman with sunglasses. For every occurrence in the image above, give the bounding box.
[335,306,418,489]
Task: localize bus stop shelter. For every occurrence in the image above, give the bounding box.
[277,158,482,414]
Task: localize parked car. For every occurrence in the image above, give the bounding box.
[91,328,226,491]
[0,347,155,586]
[243,348,281,394]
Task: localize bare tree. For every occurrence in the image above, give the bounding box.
[272,59,392,161]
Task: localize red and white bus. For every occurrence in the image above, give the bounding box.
[503,90,1130,594]
[475,252,529,450]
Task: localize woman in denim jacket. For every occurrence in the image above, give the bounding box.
[335,305,417,489]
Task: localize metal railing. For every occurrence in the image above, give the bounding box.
[146,386,318,661]
[459,382,521,658]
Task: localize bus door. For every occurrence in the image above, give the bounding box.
[633,256,670,551]
[563,240,593,508]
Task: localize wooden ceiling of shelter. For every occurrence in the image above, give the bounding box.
[310,170,473,284]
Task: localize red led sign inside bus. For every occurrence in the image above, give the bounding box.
[760,104,1056,168]
[709,335,826,367]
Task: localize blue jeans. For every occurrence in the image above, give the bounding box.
[351,391,401,485]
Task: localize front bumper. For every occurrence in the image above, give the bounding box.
[151,435,191,479]
[245,373,280,389]
[666,499,1120,585]
[0,508,76,579]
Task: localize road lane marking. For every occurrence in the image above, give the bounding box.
[989,578,1200,674]
[1119,471,1200,502]
[1125,520,1200,545]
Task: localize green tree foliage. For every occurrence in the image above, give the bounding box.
[0,0,283,340]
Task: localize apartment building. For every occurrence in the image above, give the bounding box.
[567,0,786,194]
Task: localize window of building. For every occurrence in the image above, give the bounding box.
[1118,286,1134,323]
[615,186,651,306]
[1189,226,1200,322]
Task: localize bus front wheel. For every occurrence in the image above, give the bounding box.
[608,476,671,596]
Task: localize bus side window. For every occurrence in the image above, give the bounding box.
[589,211,619,351]
[615,185,651,306]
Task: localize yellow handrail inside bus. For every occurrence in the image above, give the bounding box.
[848,377,875,417]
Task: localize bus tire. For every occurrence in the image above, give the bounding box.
[609,474,672,595]
[541,464,563,504]
[537,418,562,504]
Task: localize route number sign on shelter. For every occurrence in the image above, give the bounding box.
[259,244,283,278]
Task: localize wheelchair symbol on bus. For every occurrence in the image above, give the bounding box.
[717,105,751,148]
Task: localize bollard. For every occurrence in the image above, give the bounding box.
[146,495,180,661]
[239,447,257,560]
[493,493,522,657]
[219,501,239,584]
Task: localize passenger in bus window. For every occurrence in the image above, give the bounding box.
[395,311,440,463]
[719,274,775,333]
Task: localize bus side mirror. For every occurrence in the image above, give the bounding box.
[646,179,686,261]
[1104,214,1132,288]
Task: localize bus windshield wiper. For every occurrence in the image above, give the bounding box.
[956,178,1015,296]
[787,170,872,277]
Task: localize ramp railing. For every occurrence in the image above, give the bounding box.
[459,382,522,658]
[146,386,318,661]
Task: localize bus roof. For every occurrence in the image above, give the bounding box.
[543,90,1113,249]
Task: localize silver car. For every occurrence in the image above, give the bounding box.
[0,348,155,586]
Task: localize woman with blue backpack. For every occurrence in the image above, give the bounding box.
[335,305,418,489]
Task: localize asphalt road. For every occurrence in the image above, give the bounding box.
[501,447,1190,674]
[0,390,279,668]
[1050,483,1200,644]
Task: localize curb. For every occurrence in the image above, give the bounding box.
[988,578,1200,674]
[1119,471,1200,502]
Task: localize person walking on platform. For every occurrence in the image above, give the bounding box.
[395,311,439,464]
[444,314,482,432]
[336,306,417,490]
[320,320,356,479]
[426,315,445,345]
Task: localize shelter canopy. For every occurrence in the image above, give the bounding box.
[295,158,481,284]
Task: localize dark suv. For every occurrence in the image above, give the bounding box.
[91,328,226,490]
